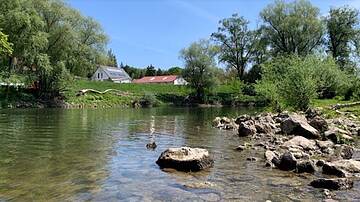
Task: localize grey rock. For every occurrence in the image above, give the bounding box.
[340,145,354,159]
[280,114,320,139]
[238,121,257,137]
[308,116,328,132]
[310,178,353,190]
[156,147,214,172]
[277,152,297,171]
[295,160,315,173]
[322,159,360,177]
[282,136,318,151]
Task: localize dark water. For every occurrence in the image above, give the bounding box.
[0,107,358,202]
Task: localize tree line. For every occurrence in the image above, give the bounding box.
[180,0,360,110]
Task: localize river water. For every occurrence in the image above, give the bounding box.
[0,107,358,201]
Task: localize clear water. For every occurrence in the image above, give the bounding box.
[0,107,358,201]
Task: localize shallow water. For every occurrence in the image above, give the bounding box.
[0,107,358,201]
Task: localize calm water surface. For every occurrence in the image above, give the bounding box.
[0,107,358,201]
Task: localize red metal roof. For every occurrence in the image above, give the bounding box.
[133,75,178,83]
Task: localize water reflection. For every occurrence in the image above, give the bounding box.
[0,107,358,201]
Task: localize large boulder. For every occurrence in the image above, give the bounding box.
[282,136,318,151]
[322,159,360,177]
[280,114,320,139]
[325,128,353,144]
[277,152,297,171]
[156,147,214,172]
[310,178,353,190]
[238,121,257,137]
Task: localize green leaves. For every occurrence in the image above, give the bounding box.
[260,0,324,56]
[0,31,12,56]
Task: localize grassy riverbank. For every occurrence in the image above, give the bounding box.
[312,98,360,119]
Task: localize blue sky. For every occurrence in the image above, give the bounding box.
[67,0,360,69]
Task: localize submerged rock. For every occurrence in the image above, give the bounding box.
[310,178,353,190]
[280,114,320,139]
[146,141,157,150]
[156,147,214,172]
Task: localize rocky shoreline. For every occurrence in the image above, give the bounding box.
[212,109,359,198]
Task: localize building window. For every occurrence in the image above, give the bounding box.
[101,73,103,78]
[98,73,100,79]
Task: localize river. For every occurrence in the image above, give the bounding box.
[0,107,358,201]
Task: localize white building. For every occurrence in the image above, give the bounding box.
[91,65,132,83]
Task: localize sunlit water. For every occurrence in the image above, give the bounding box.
[0,107,359,201]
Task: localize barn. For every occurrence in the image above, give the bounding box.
[133,75,188,85]
[91,65,132,83]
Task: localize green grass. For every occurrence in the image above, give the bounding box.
[64,80,191,107]
[311,98,360,119]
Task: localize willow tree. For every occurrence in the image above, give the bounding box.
[180,40,218,102]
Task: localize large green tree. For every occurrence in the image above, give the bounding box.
[260,0,324,56]
[180,40,218,102]
[327,6,359,72]
[212,14,259,80]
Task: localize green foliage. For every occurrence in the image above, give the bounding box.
[256,55,349,111]
[180,39,219,102]
[212,14,259,80]
[145,65,156,76]
[327,6,359,71]
[0,31,12,56]
[260,0,324,56]
[140,93,161,107]
[167,67,183,75]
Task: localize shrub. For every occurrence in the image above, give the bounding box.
[256,55,350,111]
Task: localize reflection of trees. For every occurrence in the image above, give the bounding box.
[0,109,116,201]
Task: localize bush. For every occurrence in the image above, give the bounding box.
[140,93,161,107]
[256,55,350,111]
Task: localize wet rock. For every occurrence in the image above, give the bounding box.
[264,150,279,167]
[323,189,336,199]
[280,114,320,139]
[282,136,318,151]
[295,160,315,173]
[316,160,325,167]
[146,141,157,150]
[277,152,297,171]
[212,117,238,130]
[322,160,360,177]
[310,178,353,190]
[246,157,258,161]
[183,181,215,189]
[238,121,257,137]
[156,147,214,172]
[308,116,328,132]
[235,115,252,125]
[340,145,354,159]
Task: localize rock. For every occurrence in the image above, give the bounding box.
[235,115,252,124]
[183,181,215,189]
[146,141,157,150]
[246,157,258,161]
[316,160,325,167]
[322,160,360,177]
[277,152,297,171]
[340,145,354,159]
[280,114,320,139]
[156,147,214,172]
[295,160,315,173]
[282,136,317,151]
[323,189,336,199]
[308,116,328,132]
[264,150,279,167]
[316,140,334,150]
[212,117,238,130]
[305,108,320,119]
[235,145,246,151]
[255,122,273,134]
[325,127,353,143]
[238,121,257,137]
[310,178,353,190]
